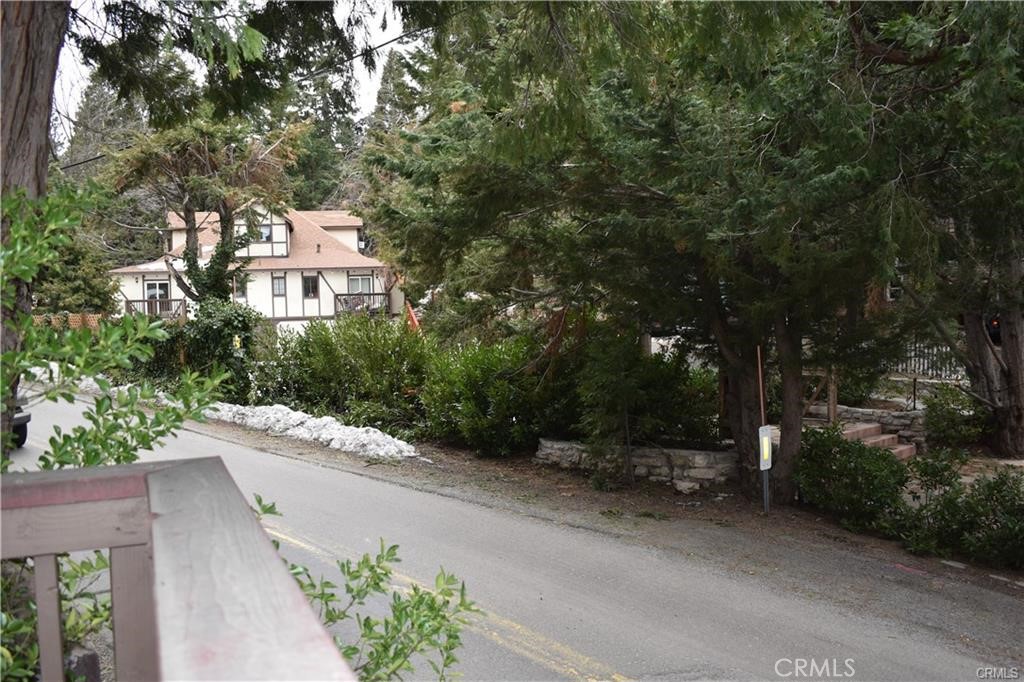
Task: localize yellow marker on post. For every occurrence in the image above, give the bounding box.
[758,425,773,513]
[232,334,241,350]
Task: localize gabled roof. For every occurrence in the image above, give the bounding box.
[164,209,363,230]
[298,211,362,229]
[110,210,381,275]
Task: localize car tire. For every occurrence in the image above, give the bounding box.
[13,423,27,449]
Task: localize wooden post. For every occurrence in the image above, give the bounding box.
[111,544,160,680]
[34,554,63,682]
[756,345,767,425]
[827,368,839,424]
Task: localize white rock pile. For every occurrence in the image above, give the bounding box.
[202,402,417,460]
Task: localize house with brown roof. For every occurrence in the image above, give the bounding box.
[109,209,403,328]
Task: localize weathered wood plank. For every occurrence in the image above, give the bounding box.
[1,497,151,559]
[111,544,160,681]
[34,554,63,682]
[147,458,352,681]
[1,461,173,510]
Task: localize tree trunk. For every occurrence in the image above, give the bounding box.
[963,301,1024,458]
[774,313,804,503]
[721,353,763,493]
[1,1,70,453]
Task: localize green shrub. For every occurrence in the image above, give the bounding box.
[923,383,991,447]
[576,326,721,451]
[182,300,264,403]
[292,319,349,411]
[900,448,972,556]
[249,325,305,408]
[958,470,1024,569]
[421,338,541,456]
[795,426,909,531]
[107,321,186,386]
[836,366,883,407]
[320,314,432,433]
[252,315,432,436]
[901,453,1024,569]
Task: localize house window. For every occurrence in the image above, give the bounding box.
[233,277,247,300]
[259,223,272,242]
[885,281,902,302]
[348,275,372,294]
[272,275,286,296]
[145,281,169,300]
[302,275,319,299]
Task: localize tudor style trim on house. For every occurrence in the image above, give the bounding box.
[109,209,403,328]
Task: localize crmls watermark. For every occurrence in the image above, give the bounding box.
[775,658,856,678]
[977,668,1020,680]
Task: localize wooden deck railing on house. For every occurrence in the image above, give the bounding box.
[123,298,186,319]
[1,458,354,681]
[335,293,390,316]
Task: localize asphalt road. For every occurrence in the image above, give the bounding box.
[11,399,1023,681]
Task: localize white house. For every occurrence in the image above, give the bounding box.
[110,209,403,329]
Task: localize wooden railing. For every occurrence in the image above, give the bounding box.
[335,293,390,316]
[124,298,186,319]
[1,458,353,681]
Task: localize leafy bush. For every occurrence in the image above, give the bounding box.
[901,451,1024,568]
[923,383,991,447]
[249,325,305,407]
[795,426,909,531]
[576,326,721,452]
[900,448,972,556]
[182,299,264,402]
[958,470,1024,569]
[421,338,541,456]
[251,316,432,437]
[315,315,432,434]
[109,299,263,401]
[836,366,883,407]
[795,431,1024,568]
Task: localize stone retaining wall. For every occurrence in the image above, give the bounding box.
[534,439,739,493]
[806,404,926,449]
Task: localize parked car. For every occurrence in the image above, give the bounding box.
[12,397,30,448]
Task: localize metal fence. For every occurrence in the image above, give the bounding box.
[887,337,965,380]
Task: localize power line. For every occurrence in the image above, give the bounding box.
[59,151,117,171]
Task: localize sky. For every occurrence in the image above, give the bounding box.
[52,0,405,149]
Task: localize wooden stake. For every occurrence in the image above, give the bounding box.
[756,345,767,425]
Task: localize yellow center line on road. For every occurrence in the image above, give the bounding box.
[264,525,632,682]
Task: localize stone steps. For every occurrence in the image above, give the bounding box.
[889,443,917,461]
[861,433,899,448]
[841,422,883,441]
[840,421,917,460]
[795,419,918,460]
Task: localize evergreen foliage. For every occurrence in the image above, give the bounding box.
[368,2,1024,493]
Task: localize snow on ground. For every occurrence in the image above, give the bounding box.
[203,402,417,460]
[70,372,417,461]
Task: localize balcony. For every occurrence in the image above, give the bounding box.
[1,458,353,681]
[124,298,186,319]
[335,293,390,316]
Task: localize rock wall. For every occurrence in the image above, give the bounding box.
[534,439,739,493]
[806,405,927,449]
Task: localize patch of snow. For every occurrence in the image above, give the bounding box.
[73,375,417,461]
[208,402,416,460]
